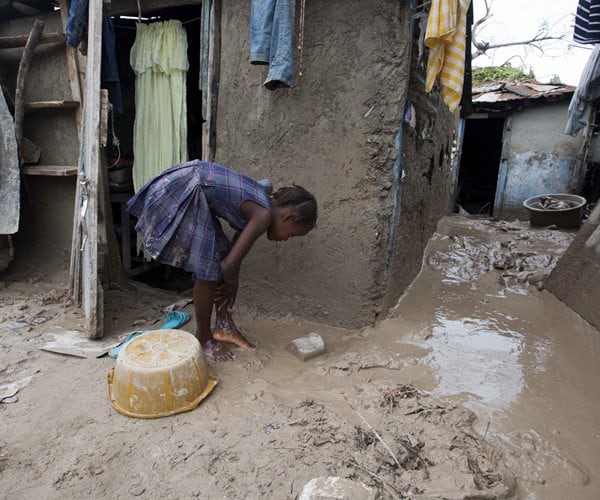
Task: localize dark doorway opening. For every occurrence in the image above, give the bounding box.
[106,5,202,293]
[456,117,505,215]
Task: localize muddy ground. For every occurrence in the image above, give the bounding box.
[1,216,599,499]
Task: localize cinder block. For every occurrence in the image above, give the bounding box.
[287,332,325,361]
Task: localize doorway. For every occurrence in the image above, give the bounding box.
[455,117,505,216]
[105,5,202,293]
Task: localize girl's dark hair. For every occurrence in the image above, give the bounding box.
[271,185,318,227]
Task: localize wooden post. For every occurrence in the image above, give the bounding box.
[207,0,221,161]
[201,0,221,162]
[79,0,103,338]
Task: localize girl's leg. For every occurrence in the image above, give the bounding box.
[193,280,234,362]
[213,306,256,350]
[212,280,255,350]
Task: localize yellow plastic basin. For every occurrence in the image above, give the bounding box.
[108,329,217,419]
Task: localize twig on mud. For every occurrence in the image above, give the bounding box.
[336,456,402,500]
[483,420,490,441]
[343,396,401,470]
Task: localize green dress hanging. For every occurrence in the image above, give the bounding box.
[130,20,189,193]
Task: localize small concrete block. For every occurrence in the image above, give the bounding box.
[287,332,325,361]
[298,477,376,500]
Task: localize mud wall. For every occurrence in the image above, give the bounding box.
[546,204,600,330]
[381,27,458,312]
[498,102,583,219]
[216,0,415,327]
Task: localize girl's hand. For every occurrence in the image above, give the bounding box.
[216,261,239,311]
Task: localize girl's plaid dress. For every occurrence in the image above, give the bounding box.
[128,160,272,281]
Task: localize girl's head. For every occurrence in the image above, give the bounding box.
[268,185,317,241]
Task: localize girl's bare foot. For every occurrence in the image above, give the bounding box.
[212,327,255,350]
[202,339,235,362]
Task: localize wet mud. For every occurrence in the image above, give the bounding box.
[0,215,598,498]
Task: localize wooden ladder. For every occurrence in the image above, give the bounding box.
[0,0,83,178]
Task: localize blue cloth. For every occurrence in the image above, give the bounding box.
[101,18,123,114]
[127,161,272,281]
[65,0,89,47]
[250,0,296,90]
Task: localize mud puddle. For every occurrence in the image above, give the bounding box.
[367,216,599,498]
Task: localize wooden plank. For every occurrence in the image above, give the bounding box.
[0,32,64,49]
[22,165,78,176]
[78,0,103,339]
[201,0,221,162]
[207,0,221,160]
[24,100,80,109]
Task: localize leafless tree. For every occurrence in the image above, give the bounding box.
[472,0,566,60]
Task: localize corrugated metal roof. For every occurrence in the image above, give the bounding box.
[471,80,575,107]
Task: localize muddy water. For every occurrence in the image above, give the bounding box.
[380,216,599,498]
[210,215,599,498]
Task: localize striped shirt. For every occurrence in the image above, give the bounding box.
[574,0,600,44]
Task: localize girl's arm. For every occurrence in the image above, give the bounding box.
[220,201,271,283]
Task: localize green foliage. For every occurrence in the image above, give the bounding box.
[549,74,562,84]
[472,65,535,85]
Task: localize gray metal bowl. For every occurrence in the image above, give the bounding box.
[523,194,586,228]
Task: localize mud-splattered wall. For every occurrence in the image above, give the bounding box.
[217,1,456,327]
[381,26,459,312]
[497,102,584,219]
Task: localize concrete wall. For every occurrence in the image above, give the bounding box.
[498,102,584,219]
[216,0,456,327]
[546,204,600,330]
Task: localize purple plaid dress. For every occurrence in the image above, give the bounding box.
[127,160,272,281]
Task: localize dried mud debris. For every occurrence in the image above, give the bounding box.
[260,387,515,499]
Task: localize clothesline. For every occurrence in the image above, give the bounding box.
[113,15,201,28]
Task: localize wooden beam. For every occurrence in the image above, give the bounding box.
[0,32,64,49]
[22,165,78,176]
[109,0,200,17]
[24,100,80,109]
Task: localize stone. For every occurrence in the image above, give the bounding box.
[287,332,325,361]
[298,477,377,500]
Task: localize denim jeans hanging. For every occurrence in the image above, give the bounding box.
[249,0,296,90]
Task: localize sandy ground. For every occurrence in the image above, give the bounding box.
[1,215,599,499]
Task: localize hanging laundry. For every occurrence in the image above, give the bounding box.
[130,20,189,193]
[574,0,600,45]
[65,0,88,47]
[565,45,600,136]
[424,0,471,112]
[101,18,123,114]
[249,0,296,90]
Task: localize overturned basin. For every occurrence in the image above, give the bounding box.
[108,329,217,419]
[523,194,587,229]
